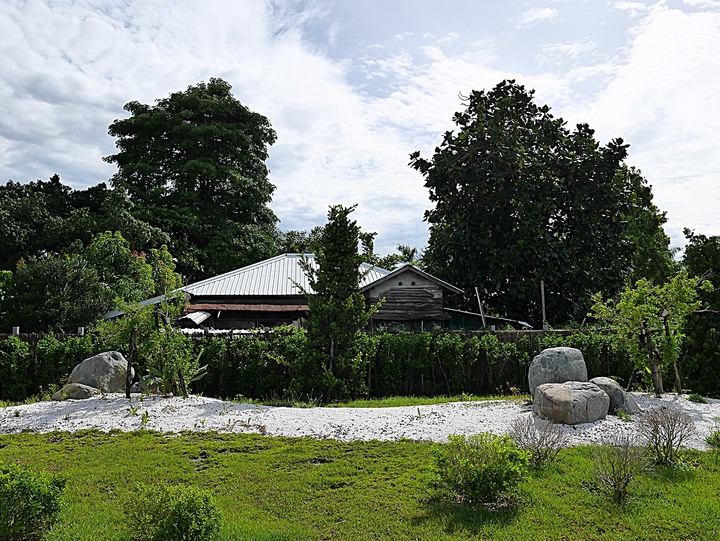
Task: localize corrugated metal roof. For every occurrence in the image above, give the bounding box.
[182,254,392,297]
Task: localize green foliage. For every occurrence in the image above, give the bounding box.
[682,230,720,397]
[706,423,720,449]
[688,393,708,404]
[129,483,220,541]
[106,77,279,279]
[0,337,32,402]
[0,461,66,541]
[0,176,168,274]
[299,205,377,401]
[411,80,672,326]
[432,433,529,504]
[591,272,712,395]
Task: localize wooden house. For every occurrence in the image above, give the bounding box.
[172,254,463,330]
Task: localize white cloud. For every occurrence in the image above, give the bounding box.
[574,6,720,248]
[517,7,559,27]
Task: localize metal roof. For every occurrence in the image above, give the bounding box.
[182,254,392,297]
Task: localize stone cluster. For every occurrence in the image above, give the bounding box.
[529,347,640,425]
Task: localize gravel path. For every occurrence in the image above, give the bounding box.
[2,393,719,449]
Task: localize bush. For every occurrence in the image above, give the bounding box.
[638,406,696,465]
[508,414,568,468]
[0,336,32,401]
[432,433,529,505]
[0,461,66,540]
[128,483,220,541]
[687,393,708,404]
[593,431,647,504]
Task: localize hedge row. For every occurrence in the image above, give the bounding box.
[0,329,634,402]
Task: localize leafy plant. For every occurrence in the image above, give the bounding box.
[128,483,220,541]
[593,431,647,504]
[638,406,696,465]
[687,393,708,404]
[706,418,720,449]
[0,461,66,541]
[432,433,529,505]
[508,414,568,468]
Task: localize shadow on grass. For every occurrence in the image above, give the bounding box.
[412,493,523,536]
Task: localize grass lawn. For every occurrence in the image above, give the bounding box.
[1,430,719,540]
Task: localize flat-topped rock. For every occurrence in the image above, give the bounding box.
[533,381,609,425]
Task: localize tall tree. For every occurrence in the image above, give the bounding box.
[299,205,376,401]
[105,78,279,279]
[681,230,720,397]
[410,80,672,326]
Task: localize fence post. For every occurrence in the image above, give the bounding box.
[12,326,19,335]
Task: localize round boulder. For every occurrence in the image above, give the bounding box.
[68,351,132,393]
[528,347,588,399]
[590,376,641,414]
[533,381,610,425]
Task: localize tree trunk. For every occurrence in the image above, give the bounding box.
[125,327,138,399]
[663,314,684,394]
[641,325,664,397]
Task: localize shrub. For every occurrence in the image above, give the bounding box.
[593,431,647,504]
[0,461,66,541]
[638,406,696,465]
[706,418,720,449]
[687,393,708,404]
[508,414,569,468]
[432,433,529,505]
[128,483,220,541]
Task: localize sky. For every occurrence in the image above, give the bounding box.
[1,0,719,256]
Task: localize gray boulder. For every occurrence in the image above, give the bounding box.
[533,381,610,425]
[52,383,100,401]
[68,351,132,393]
[590,376,641,414]
[528,347,588,398]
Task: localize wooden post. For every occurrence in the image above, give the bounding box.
[474,287,486,328]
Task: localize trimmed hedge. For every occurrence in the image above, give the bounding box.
[0,329,633,402]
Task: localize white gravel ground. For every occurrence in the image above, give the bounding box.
[2,393,719,449]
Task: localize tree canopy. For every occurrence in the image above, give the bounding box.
[0,175,168,271]
[410,80,673,325]
[105,78,279,279]
[681,230,720,397]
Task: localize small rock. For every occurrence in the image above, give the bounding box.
[52,383,101,401]
[590,376,641,414]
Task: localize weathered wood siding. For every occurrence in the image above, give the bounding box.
[370,286,449,321]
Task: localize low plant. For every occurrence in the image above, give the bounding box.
[593,431,647,504]
[0,461,66,540]
[687,393,708,404]
[638,406,696,465]
[706,418,720,449]
[432,433,529,505]
[128,483,220,541]
[508,414,569,468]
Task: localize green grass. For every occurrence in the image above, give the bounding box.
[326,394,528,408]
[2,431,720,540]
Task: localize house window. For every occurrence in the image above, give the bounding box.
[398,281,403,286]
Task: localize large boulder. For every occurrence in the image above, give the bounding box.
[590,376,641,414]
[68,351,132,393]
[533,381,610,425]
[52,383,101,401]
[528,347,588,398]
